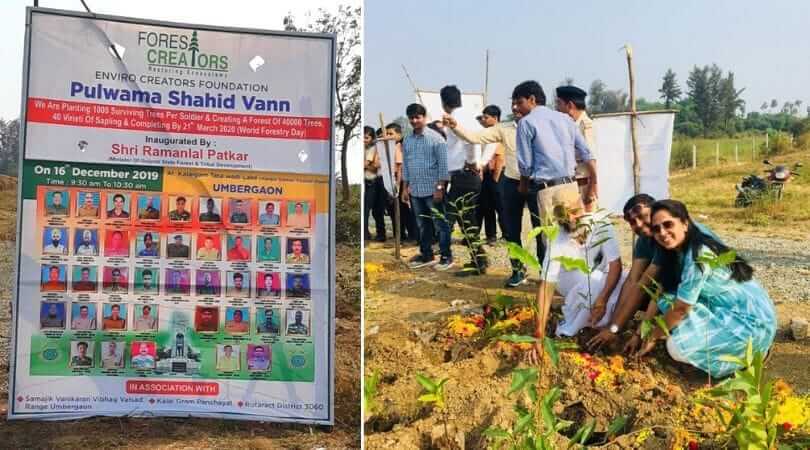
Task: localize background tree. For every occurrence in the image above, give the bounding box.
[770,99,778,111]
[284,5,361,200]
[719,72,745,132]
[588,79,606,113]
[0,118,20,176]
[658,68,682,108]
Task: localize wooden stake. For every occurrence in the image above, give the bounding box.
[379,113,401,259]
[625,44,641,194]
[692,144,697,169]
[401,65,425,106]
[484,49,490,105]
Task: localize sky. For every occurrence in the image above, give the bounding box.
[0,0,363,182]
[365,0,810,125]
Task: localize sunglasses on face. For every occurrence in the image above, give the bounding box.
[651,220,678,235]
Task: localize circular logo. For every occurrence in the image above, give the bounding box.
[42,348,59,361]
[290,355,306,368]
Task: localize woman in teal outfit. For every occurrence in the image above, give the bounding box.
[633,200,776,378]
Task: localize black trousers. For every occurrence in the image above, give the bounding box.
[364,177,386,239]
[447,170,485,264]
[476,168,503,240]
[500,177,545,272]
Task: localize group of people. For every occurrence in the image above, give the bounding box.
[367,80,776,378]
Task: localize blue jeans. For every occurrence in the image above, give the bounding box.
[500,177,545,271]
[411,195,451,260]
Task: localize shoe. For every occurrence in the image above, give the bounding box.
[434,256,455,271]
[408,254,437,269]
[486,236,498,245]
[375,235,386,242]
[505,271,528,288]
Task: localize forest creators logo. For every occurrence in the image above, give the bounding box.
[137,30,229,72]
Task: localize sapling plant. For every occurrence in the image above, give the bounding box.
[416,373,453,447]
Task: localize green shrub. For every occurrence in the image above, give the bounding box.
[336,184,361,244]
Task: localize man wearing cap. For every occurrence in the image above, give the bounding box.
[556,85,598,211]
[166,234,190,258]
[513,80,597,228]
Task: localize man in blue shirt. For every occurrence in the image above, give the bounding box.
[401,103,452,270]
[513,80,597,226]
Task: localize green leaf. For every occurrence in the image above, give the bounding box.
[716,250,737,267]
[555,341,579,351]
[507,242,541,271]
[607,415,628,437]
[527,384,538,404]
[482,427,511,441]
[515,411,535,434]
[588,236,612,249]
[578,419,596,444]
[718,354,747,366]
[543,337,560,367]
[554,256,591,274]
[653,315,670,337]
[418,393,438,404]
[415,373,437,392]
[509,367,539,396]
[499,334,540,343]
[526,226,544,242]
[639,320,652,340]
[493,294,516,310]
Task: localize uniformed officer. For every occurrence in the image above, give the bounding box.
[555,85,597,211]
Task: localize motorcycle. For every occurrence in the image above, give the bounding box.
[735,160,802,207]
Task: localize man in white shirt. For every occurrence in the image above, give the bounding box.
[75,230,97,256]
[440,85,488,276]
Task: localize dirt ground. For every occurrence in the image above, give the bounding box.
[0,236,361,450]
[363,219,810,449]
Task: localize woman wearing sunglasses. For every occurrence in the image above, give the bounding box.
[631,199,776,378]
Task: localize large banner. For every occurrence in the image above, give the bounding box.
[9,8,335,424]
[592,112,675,214]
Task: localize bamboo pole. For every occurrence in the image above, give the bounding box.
[692,144,697,169]
[379,113,400,259]
[401,65,425,106]
[625,44,641,194]
[483,49,490,105]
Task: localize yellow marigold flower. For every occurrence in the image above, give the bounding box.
[514,342,533,351]
[509,307,535,322]
[634,428,652,446]
[773,379,793,399]
[607,355,625,375]
[776,396,810,429]
[594,371,615,388]
[447,316,481,337]
[569,353,589,366]
[491,318,520,331]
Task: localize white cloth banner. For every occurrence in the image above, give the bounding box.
[592,113,675,214]
[375,141,396,196]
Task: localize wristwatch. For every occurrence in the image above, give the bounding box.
[608,323,619,334]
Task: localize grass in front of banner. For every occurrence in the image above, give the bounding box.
[0,174,361,448]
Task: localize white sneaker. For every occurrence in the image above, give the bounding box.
[434,256,454,271]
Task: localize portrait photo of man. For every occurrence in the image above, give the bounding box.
[259,201,280,225]
[257,272,281,298]
[247,344,271,372]
[76,191,100,218]
[70,303,97,330]
[133,304,158,331]
[165,269,190,295]
[40,302,66,329]
[224,307,249,334]
[216,344,240,372]
[69,341,94,368]
[106,193,131,219]
[136,231,160,257]
[168,196,191,222]
[72,266,97,292]
[100,341,124,369]
[134,268,159,295]
[285,309,310,337]
[45,190,69,216]
[137,195,161,221]
[286,238,311,265]
[256,236,281,263]
[101,303,127,330]
[103,267,128,294]
[226,271,249,298]
[166,233,191,259]
[74,229,99,256]
[40,264,67,292]
[226,234,251,261]
[194,306,219,333]
[195,270,221,296]
[228,199,250,224]
[285,201,310,229]
[196,234,220,261]
[199,198,222,223]
[103,230,130,257]
[256,308,281,335]
[286,273,311,298]
[42,227,68,255]
[130,341,156,369]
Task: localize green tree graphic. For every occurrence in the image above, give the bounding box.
[189,31,199,67]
